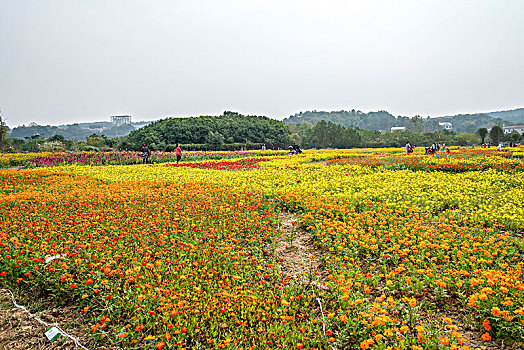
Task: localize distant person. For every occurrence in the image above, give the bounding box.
[141,143,150,164]
[175,143,182,164]
[406,141,412,155]
[442,143,446,152]
[497,142,503,151]
[262,144,266,151]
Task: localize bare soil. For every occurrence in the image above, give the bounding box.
[273,212,328,290]
[0,289,97,350]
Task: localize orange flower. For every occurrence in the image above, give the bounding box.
[481,332,491,341]
[491,307,501,317]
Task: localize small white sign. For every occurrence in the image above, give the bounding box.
[44,326,62,342]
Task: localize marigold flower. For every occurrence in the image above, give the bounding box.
[491,307,501,317]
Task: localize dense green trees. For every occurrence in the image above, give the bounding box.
[285,110,509,134]
[284,110,410,131]
[124,112,291,150]
[288,121,361,149]
[490,126,504,144]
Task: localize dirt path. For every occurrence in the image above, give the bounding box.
[273,212,328,290]
[0,289,94,350]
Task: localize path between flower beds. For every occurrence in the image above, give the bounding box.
[273,212,328,289]
[0,289,97,349]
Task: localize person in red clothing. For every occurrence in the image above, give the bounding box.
[175,143,182,164]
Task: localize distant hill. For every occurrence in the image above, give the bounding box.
[283,110,411,131]
[486,108,524,124]
[8,120,156,141]
[283,108,519,133]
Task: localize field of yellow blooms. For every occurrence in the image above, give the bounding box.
[1,147,524,349]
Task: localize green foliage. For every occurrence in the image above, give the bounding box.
[0,112,8,151]
[124,112,291,150]
[489,126,504,144]
[477,128,488,144]
[487,107,524,124]
[407,115,425,133]
[285,110,509,134]
[8,122,136,141]
[284,109,409,131]
[510,132,521,143]
[456,132,481,146]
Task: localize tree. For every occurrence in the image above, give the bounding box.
[206,131,225,150]
[0,110,9,151]
[489,126,504,144]
[510,132,521,143]
[87,134,104,147]
[456,133,481,146]
[476,128,488,144]
[407,115,425,134]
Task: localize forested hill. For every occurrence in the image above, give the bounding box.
[123,112,290,150]
[486,108,524,124]
[283,109,517,133]
[283,110,411,131]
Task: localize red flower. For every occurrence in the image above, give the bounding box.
[105,294,112,300]
[181,326,188,333]
[155,342,165,350]
[86,278,94,285]
[0,271,6,277]
[70,283,78,289]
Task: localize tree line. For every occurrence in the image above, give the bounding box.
[1,112,522,153]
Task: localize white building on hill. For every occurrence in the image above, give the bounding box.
[439,122,453,130]
[503,126,524,134]
[390,126,406,132]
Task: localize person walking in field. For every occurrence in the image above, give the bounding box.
[175,143,182,164]
[406,141,412,155]
[141,143,150,164]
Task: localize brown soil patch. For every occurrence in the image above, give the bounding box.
[0,289,97,350]
[273,212,328,289]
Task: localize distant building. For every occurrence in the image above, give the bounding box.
[111,115,131,126]
[390,126,406,132]
[503,126,524,134]
[439,122,453,130]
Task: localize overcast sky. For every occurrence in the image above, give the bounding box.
[1,0,523,127]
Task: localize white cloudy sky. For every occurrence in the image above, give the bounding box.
[1,0,523,126]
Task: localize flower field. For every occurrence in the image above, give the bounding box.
[0,150,283,168]
[1,148,524,349]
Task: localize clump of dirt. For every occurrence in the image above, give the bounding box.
[0,289,96,350]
